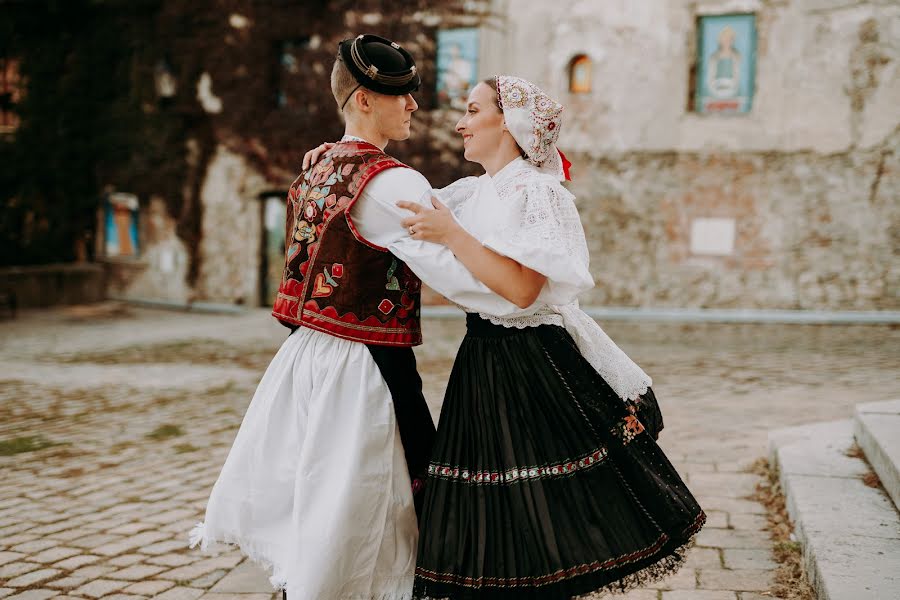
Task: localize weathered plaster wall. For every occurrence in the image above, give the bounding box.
[195,146,267,304]
[495,0,900,154]
[484,0,899,309]
[106,196,192,303]
[571,128,898,309]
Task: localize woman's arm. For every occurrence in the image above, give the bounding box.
[399,197,546,309]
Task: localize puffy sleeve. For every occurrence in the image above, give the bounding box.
[481,177,594,306]
[433,176,479,218]
[349,168,520,316]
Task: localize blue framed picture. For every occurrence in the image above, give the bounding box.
[695,14,757,114]
[436,28,479,109]
[104,193,140,258]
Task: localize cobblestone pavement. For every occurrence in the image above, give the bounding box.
[1,305,898,600]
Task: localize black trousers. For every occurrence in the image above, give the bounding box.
[366,344,436,519]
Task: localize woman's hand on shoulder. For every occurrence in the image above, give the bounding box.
[301,142,336,170]
[397,196,461,246]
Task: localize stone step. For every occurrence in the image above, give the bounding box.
[768,419,900,600]
[854,399,900,512]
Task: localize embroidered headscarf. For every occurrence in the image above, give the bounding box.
[496,75,571,181]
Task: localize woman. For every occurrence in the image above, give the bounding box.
[307,76,704,599]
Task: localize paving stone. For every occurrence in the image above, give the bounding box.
[27,521,74,536]
[199,595,274,600]
[139,539,189,555]
[662,591,736,600]
[103,595,149,600]
[0,553,25,568]
[109,564,167,581]
[145,509,197,524]
[8,540,56,554]
[209,561,271,594]
[49,528,95,542]
[154,586,205,600]
[70,564,117,579]
[727,513,768,531]
[698,568,773,591]
[722,548,777,570]
[68,533,121,550]
[106,522,157,536]
[697,498,766,516]
[188,568,228,589]
[29,546,81,564]
[683,547,722,569]
[689,473,761,500]
[52,554,101,571]
[652,567,697,590]
[0,562,38,579]
[4,568,60,588]
[46,576,86,590]
[93,532,171,557]
[72,579,130,598]
[0,589,13,599]
[160,558,231,583]
[146,554,196,568]
[702,510,728,529]
[123,580,176,596]
[0,535,39,548]
[4,591,56,600]
[695,528,771,550]
[0,523,35,539]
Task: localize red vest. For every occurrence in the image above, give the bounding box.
[272,141,423,346]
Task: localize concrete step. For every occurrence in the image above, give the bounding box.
[769,419,900,600]
[855,399,900,512]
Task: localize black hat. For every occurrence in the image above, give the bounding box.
[338,34,420,99]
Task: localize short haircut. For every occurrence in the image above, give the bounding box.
[331,57,360,111]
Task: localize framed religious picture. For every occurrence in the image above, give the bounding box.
[436,28,479,110]
[695,14,757,114]
[104,193,140,258]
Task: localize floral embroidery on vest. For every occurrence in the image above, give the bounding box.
[272,142,422,346]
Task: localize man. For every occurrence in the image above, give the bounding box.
[191,34,510,600]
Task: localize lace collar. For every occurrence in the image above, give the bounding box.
[490,157,533,199]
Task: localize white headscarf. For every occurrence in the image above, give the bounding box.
[496,75,571,181]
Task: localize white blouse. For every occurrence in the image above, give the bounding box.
[349,146,651,402]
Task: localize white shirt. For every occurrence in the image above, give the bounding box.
[346,137,651,402]
[346,141,521,316]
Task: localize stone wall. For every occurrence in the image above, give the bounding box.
[571,128,898,309]
[483,0,899,309]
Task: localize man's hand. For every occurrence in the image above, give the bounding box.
[302,142,336,170]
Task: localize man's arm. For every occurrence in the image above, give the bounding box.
[350,168,521,316]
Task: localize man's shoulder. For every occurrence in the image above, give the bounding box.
[364,164,432,195]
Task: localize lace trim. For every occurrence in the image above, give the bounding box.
[413,511,705,590]
[476,311,564,329]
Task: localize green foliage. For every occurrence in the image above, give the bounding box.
[146,423,185,440]
[0,434,59,456]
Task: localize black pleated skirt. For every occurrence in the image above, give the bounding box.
[413,315,705,600]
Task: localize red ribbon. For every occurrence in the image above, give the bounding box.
[558,149,572,181]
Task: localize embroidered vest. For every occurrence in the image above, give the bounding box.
[272,141,422,346]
